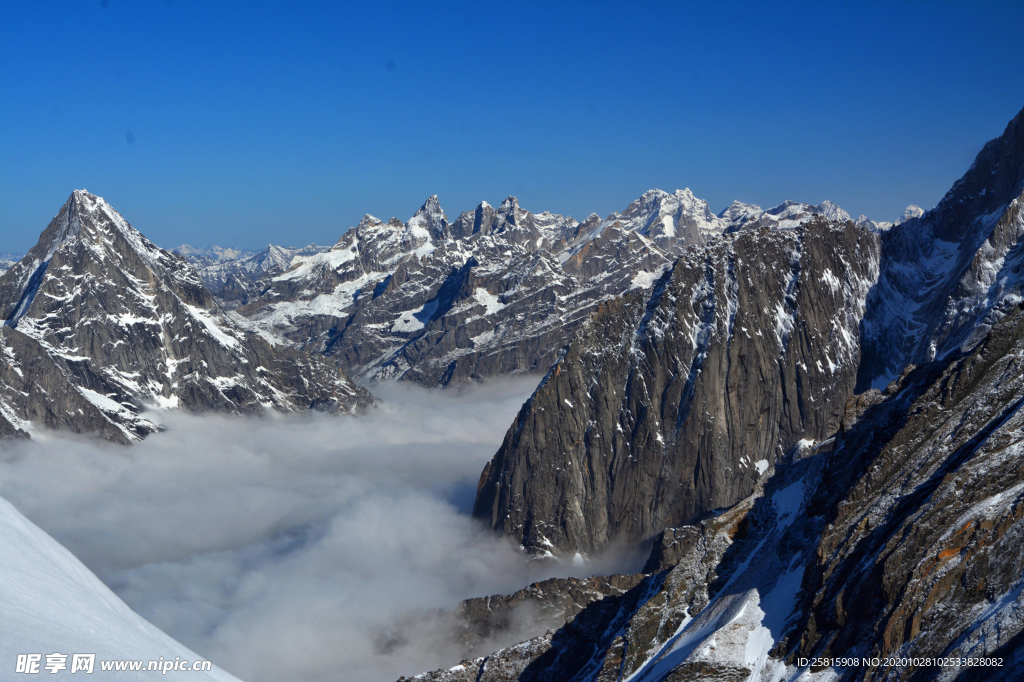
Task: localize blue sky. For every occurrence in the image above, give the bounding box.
[2,1,1024,253]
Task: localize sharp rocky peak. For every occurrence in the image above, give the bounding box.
[355,213,384,234]
[409,195,448,237]
[42,190,146,257]
[0,192,372,440]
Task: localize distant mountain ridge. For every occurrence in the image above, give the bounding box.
[0,252,24,275]
[173,243,331,308]
[176,190,904,387]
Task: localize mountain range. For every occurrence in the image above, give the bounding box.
[3,98,1024,682]
[176,192,914,387]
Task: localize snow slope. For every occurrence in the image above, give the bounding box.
[0,495,241,680]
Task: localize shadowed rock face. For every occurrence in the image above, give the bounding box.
[859,105,1024,390]
[0,191,371,441]
[474,218,880,557]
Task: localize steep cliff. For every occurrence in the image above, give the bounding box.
[474,218,880,557]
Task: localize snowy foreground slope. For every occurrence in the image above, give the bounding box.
[0,496,241,681]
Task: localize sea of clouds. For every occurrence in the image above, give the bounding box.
[0,378,644,682]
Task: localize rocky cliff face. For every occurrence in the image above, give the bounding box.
[409,296,1024,682]
[398,104,1024,682]
[473,218,880,557]
[0,191,371,441]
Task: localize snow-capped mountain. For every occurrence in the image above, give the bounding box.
[175,243,331,308]
[0,191,371,441]
[0,251,24,274]
[203,190,872,386]
[720,198,851,231]
[896,203,925,224]
[0,495,241,681]
[172,244,254,262]
[599,188,726,252]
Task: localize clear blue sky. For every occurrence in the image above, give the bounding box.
[3,1,1024,253]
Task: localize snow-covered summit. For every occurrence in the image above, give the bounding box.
[605,188,725,252]
[718,198,863,232]
[814,199,852,222]
[895,204,925,224]
[173,244,254,262]
[717,200,763,229]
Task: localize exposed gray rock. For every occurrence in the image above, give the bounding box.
[454,573,645,652]
[0,191,371,441]
[0,325,154,443]
[235,195,680,386]
[474,218,880,557]
[408,299,1024,680]
[400,103,1024,682]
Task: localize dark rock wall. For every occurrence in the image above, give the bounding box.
[474,219,880,556]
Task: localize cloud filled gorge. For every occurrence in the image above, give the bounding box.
[0,377,640,682]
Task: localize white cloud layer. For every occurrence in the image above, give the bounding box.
[0,378,643,682]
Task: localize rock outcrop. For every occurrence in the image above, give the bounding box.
[398,102,1024,682]
[859,105,1024,390]
[407,299,1024,681]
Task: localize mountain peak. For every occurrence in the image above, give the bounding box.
[895,204,925,224]
[355,214,383,235]
[415,195,443,215]
[814,200,851,222]
[409,196,447,237]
